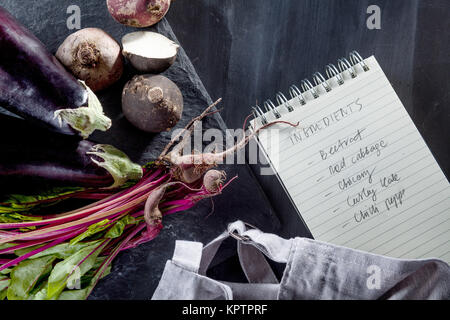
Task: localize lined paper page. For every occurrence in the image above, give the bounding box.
[252,56,450,263]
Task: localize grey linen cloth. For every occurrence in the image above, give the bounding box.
[152,221,450,300]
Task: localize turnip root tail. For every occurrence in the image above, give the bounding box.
[159,98,299,184]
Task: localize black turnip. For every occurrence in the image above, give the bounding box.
[122,75,183,133]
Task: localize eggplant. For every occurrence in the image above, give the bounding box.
[0,115,142,194]
[0,7,111,138]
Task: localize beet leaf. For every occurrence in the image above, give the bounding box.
[7,255,56,300]
[46,240,106,299]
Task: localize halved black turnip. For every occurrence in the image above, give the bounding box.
[122,31,179,74]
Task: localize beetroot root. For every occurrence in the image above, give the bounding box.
[203,170,227,193]
[159,99,300,184]
[144,184,166,227]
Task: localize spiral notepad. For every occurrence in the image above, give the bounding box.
[250,52,450,263]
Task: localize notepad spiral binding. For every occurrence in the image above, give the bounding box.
[251,51,370,125]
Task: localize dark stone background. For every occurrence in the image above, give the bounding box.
[168,0,450,177]
[1,0,449,299]
[167,0,450,238]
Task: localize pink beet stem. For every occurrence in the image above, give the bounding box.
[120,225,161,251]
[20,207,132,242]
[63,239,110,286]
[163,203,196,216]
[160,199,191,207]
[0,190,155,245]
[86,223,147,298]
[0,173,170,230]
[0,227,87,255]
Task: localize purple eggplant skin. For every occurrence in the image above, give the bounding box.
[0,6,88,136]
[0,115,113,194]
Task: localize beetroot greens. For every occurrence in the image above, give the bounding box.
[0,99,295,300]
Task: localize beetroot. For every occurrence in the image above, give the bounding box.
[0,99,295,300]
[107,0,171,28]
[143,184,166,227]
[203,170,226,193]
[159,99,299,184]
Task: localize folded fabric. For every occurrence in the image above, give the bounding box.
[152,221,450,300]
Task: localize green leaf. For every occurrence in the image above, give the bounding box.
[29,282,57,300]
[0,187,84,214]
[86,144,143,189]
[58,257,112,300]
[1,274,11,300]
[15,241,100,260]
[69,220,111,245]
[0,243,17,251]
[81,256,111,284]
[0,268,12,275]
[29,277,45,294]
[0,213,42,223]
[57,288,91,300]
[48,256,111,301]
[100,264,112,279]
[0,277,10,291]
[46,242,104,299]
[2,187,84,206]
[88,256,107,273]
[30,287,47,300]
[105,216,136,239]
[53,81,112,139]
[7,255,56,300]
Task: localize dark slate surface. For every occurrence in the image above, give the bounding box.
[0,0,280,299]
[2,0,449,300]
[167,0,450,237]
